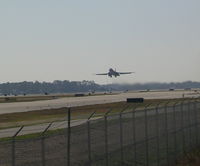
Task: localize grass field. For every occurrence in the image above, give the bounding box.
[0,94,70,103]
[175,149,200,166]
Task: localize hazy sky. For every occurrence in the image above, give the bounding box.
[0,0,199,84]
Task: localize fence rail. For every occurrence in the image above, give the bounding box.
[0,98,200,166]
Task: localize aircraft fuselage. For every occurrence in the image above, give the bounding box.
[108,68,120,77]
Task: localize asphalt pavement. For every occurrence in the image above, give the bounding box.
[0,90,198,115]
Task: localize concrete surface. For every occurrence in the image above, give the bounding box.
[0,90,199,115]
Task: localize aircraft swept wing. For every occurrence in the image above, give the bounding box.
[119,72,134,74]
[96,73,108,75]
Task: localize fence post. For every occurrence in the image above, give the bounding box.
[12,126,24,166]
[41,122,53,166]
[144,104,152,166]
[194,98,199,147]
[104,109,112,166]
[187,100,193,150]
[67,107,71,166]
[87,111,96,166]
[164,101,171,166]
[155,102,164,166]
[119,106,129,166]
[180,100,186,154]
[172,101,180,164]
[132,105,139,166]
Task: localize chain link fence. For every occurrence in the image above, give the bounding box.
[0,98,200,166]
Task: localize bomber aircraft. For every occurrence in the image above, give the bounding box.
[96,68,134,78]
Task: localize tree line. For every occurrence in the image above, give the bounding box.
[0,80,105,95]
[106,81,200,91]
[0,80,199,95]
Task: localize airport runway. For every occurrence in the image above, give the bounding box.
[0,119,90,138]
[0,90,199,115]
